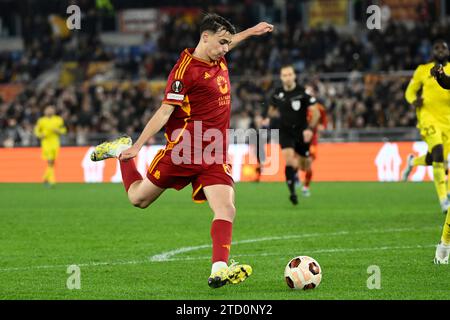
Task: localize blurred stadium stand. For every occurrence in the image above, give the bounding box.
[1,0,450,147]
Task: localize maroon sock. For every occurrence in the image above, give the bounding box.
[210,219,233,263]
[305,169,313,188]
[119,160,142,192]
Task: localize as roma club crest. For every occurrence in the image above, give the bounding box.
[216,76,229,94]
[171,80,183,93]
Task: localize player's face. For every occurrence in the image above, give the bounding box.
[280,67,296,87]
[44,107,55,117]
[432,42,449,62]
[205,30,232,61]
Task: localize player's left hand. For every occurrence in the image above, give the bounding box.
[251,22,274,36]
[431,64,444,78]
[119,145,140,161]
[303,129,313,143]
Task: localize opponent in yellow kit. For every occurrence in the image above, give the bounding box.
[427,43,450,264]
[34,106,67,186]
[404,40,450,213]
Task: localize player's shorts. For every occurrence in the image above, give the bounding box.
[279,128,310,157]
[41,145,59,161]
[146,149,234,203]
[418,111,450,150]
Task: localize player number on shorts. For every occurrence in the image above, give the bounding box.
[422,125,436,137]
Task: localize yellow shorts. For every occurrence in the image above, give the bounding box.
[418,112,450,150]
[41,145,59,161]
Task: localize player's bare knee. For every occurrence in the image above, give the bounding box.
[133,199,150,209]
[285,158,296,168]
[128,193,148,209]
[214,204,236,221]
[136,201,150,209]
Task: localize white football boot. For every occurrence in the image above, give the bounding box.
[90,136,132,161]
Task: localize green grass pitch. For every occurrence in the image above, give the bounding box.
[0,182,449,300]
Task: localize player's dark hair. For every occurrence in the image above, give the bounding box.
[199,13,236,35]
[280,64,296,72]
[433,39,449,48]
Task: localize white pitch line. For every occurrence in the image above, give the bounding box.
[149,226,438,262]
[161,244,437,262]
[0,226,440,272]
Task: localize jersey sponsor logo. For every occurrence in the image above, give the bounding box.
[171,80,184,93]
[291,100,301,111]
[167,93,185,101]
[204,72,211,79]
[217,76,229,94]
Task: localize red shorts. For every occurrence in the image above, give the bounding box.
[146,149,234,203]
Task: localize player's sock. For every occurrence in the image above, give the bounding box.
[305,169,312,188]
[43,166,50,182]
[441,209,450,245]
[412,155,427,166]
[211,261,228,274]
[47,166,55,184]
[433,162,448,210]
[210,219,232,267]
[447,173,450,200]
[285,166,296,196]
[119,159,142,192]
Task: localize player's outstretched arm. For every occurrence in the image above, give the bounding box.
[405,67,423,108]
[229,22,274,51]
[119,104,175,161]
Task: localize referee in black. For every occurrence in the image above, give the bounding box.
[266,64,320,205]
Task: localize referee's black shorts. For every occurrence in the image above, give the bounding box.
[279,127,310,157]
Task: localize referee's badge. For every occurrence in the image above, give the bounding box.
[291,100,301,111]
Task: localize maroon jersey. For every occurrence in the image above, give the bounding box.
[162,48,231,164]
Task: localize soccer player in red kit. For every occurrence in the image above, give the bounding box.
[91,14,273,288]
[302,100,328,196]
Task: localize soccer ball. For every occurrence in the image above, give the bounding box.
[284,256,322,290]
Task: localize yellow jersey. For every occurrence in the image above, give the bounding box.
[405,62,450,122]
[34,115,67,148]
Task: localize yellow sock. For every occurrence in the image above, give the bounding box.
[433,162,447,203]
[442,210,450,245]
[43,167,50,182]
[412,155,427,166]
[48,166,55,184]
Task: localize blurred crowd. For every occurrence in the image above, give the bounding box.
[0,5,448,146]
